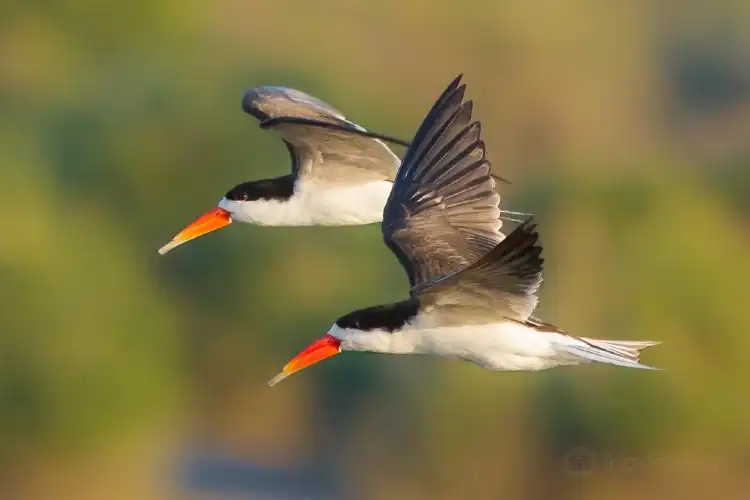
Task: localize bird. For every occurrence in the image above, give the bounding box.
[157,85,524,255]
[267,75,660,387]
[156,86,406,254]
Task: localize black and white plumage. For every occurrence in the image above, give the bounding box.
[158,86,408,254]
[268,75,660,386]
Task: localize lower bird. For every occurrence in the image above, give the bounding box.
[268,75,660,386]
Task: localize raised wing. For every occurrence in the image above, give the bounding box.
[242,86,402,184]
[417,218,544,324]
[382,74,506,289]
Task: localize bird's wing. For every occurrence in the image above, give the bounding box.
[242,86,403,184]
[416,218,543,324]
[381,74,507,290]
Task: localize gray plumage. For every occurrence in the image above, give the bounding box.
[383,74,507,291]
[381,75,545,326]
[418,220,544,325]
[242,86,403,185]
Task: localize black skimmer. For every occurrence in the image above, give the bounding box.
[158,85,520,254]
[268,75,660,386]
[158,86,410,254]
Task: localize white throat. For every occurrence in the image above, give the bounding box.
[218,179,393,227]
[328,323,421,354]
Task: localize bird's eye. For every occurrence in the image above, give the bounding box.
[241,192,249,201]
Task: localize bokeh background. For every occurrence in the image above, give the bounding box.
[2,1,750,499]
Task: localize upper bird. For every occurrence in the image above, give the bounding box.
[157,86,411,255]
[158,85,520,255]
[268,75,660,387]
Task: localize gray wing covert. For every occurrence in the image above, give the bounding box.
[242,86,401,183]
[417,219,544,324]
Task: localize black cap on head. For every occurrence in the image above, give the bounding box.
[335,300,420,333]
[224,176,295,202]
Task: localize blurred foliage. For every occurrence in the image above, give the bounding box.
[1,1,749,500]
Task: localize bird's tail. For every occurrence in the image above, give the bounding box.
[556,337,662,370]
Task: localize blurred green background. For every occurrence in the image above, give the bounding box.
[1,1,749,499]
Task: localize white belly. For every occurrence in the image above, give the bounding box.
[227,180,393,226]
[390,321,573,371]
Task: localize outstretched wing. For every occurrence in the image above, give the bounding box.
[382,74,506,290]
[417,218,544,324]
[242,86,402,184]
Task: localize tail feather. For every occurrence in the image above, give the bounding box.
[556,337,661,370]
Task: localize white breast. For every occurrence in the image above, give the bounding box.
[220,179,393,227]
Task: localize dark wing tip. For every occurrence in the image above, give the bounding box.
[499,217,544,276]
[421,75,466,128]
[395,77,471,182]
[506,218,541,248]
[464,216,543,281]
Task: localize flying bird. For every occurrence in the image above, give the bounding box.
[157,86,408,254]
[157,86,522,254]
[268,75,659,386]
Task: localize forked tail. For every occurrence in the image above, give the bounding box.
[557,337,662,370]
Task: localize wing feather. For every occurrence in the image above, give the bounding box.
[418,219,544,323]
[242,86,402,183]
[382,75,507,289]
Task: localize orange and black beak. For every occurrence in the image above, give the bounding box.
[268,333,342,387]
[158,208,232,255]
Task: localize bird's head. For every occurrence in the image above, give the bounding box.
[267,301,419,386]
[157,177,295,255]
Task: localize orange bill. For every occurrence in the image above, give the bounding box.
[268,333,342,387]
[158,208,232,255]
